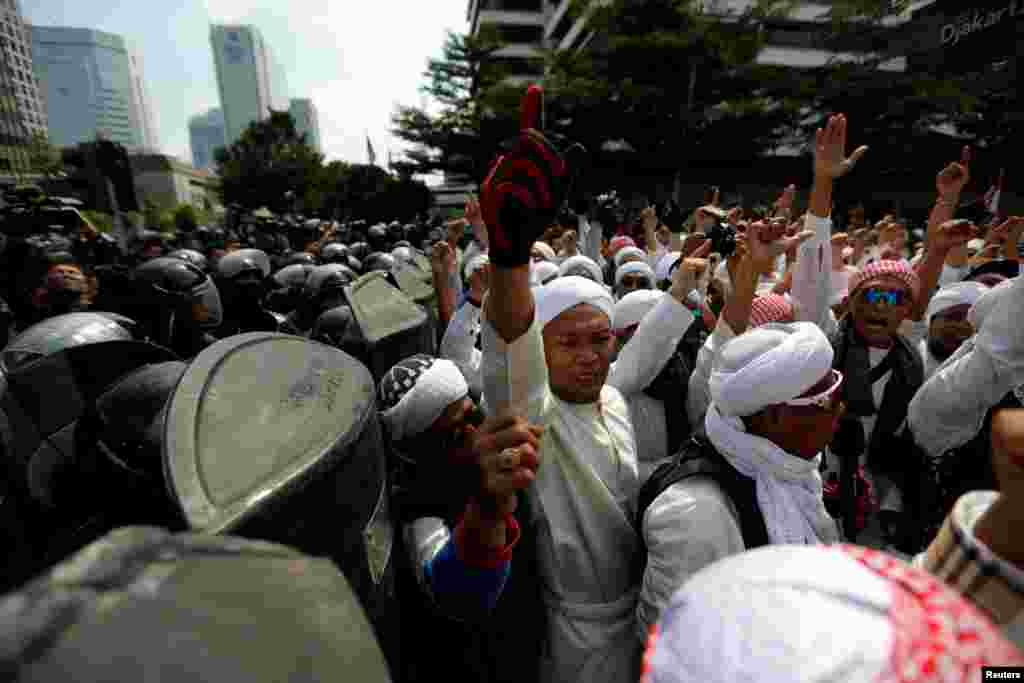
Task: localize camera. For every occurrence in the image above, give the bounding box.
[705,221,737,259]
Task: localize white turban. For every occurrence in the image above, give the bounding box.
[378,355,469,442]
[645,544,1022,683]
[614,260,655,288]
[710,322,833,417]
[557,255,603,283]
[925,281,987,326]
[655,251,681,283]
[968,277,1014,330]
[612,289,663,331]
[531,241,556,262]
[463,253,489,281]
[530,260,559,286]
[613,245,646,268]
[535,275,614,329]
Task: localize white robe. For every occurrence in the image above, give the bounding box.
[482,317,642,683]
[439,300,483,398]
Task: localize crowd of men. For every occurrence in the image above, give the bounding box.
[0,97,1023,682]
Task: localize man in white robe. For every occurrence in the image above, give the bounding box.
[482,272,644,683]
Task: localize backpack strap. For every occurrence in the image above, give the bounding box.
[636,437,770,550]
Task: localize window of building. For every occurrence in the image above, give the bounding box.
[496,24,543,43]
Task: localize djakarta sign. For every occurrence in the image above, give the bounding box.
[939,0,1022,45]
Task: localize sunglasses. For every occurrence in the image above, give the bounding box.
[620,275,651,288]
[786,369,844,411]
[861,287,907,307]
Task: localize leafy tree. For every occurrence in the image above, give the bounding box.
[391,30,521,183]
[215,111,325,214]
[174,203,199,233]
[26,132,64,179]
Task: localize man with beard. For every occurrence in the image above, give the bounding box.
[920,281,990,378]
[379,354,544,683]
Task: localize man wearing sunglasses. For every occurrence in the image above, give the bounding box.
[613,260,655,300]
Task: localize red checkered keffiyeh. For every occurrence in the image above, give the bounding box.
[749,294,794,328]
[608,235,636,258]
[847,259,921,304]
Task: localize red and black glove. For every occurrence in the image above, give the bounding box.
[481,85,584,268]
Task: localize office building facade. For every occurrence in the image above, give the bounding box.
[30,26,157,151]
[0,0,46,174]
[288,98,321,153]
[210,24,289,146]
[189,107,226,170]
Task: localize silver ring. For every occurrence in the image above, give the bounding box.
[500,447,518,469]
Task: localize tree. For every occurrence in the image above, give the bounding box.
[391,30,521,183]
[26,132,64,179]
[215,111,325,214]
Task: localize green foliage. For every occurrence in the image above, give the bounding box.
[81,210,113,234]
[26,132,64,178]
[174,204,199,233]
[318,164,434,221]
[391,30,520,183]
[215,110,325,214]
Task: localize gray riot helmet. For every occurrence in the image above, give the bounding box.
[134,257,223,356]
[311,305,355,349]
[162,333,398,668]
[0,526,392,683]
[216,248,272,282]
[321,242,350,264]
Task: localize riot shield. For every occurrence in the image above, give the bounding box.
[391,261,439,353]
[342,271,432,382]
[163,333,398,669]
[0,527,391,683]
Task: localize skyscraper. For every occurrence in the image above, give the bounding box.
[29,26,158,151]
[0,0,47,174]
[210,24,289,146]
[189,108,226,170]
[289,98,320,154]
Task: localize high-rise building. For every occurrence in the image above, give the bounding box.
[288,98,320,153]
[0,0,47,174]
[210,24,289,146]
[127,47,159,151]
[467,0,546,85]
[29,26,158,151]
[189,108,226,170]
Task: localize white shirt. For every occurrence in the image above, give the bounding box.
[482,316,643,683]
[439,300,482,398]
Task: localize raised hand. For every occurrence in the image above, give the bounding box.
[470,414,544,505]
[774,184,797,212]
[929,218,975,253]
[671,240,711,298]
[431,240,456,276]
[641,206,658,233]
[936,146,971,198]
[746,220,813,272]
[480,85,583,268]
[814,114,869,181]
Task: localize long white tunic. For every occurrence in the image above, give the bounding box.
[439,300,483,398]
[608,294,696,481]
[482,317,643,683]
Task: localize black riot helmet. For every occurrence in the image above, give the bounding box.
[321,242,350,264]
[363,252,395,274]
[282,251,317,268]
[168,249,209,272]
[347,255,363,274]
[366,225,389,252]
[216,248,271,283]
[0,527,392,683]
[304,263,357,311]
[390,246,416,267]
[272,263,316,291]
[133,257,223,356]
[349,241,372,261]
[386,221,403,242]
[311,305,355,348]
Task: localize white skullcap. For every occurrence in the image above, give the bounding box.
[614,260,655,288]
[967,238,986,251]
[655,251,681,283]
[531,241,556,261]
[968,277,1015,330]
[926,281,988,326]
[612,289,664,331]
[535,275,614,329]
[463,253,489,281]
[557,255,603,283]
[709,322,833,417]
[378,355,469,442]
[614,246,646,268]
[530,260,560,286]
[645,544,1022,683]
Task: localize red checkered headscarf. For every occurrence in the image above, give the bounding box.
[749,294,794,328]
[847,259,920,304]
[608,235,636,258]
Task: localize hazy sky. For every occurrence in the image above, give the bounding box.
[22,0,469,166]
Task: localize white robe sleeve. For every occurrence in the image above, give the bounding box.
[580,216,606,271]
[440,301,483,397]
[791,213,834,333]
[687,318,736,435]
[608,294,695,397]
[636,477,745,640]
[481,314,549,424]
[908,276,1024,458]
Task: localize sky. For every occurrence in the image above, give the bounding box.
[21,0,469,170]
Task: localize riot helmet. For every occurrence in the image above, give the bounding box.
[363,252,396,274]
[349,241,372,261]
[168,249,209,272]
[134,257,223,356]
[282,251,317,268]
[367,224,389,252]
[321,242,350,264]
